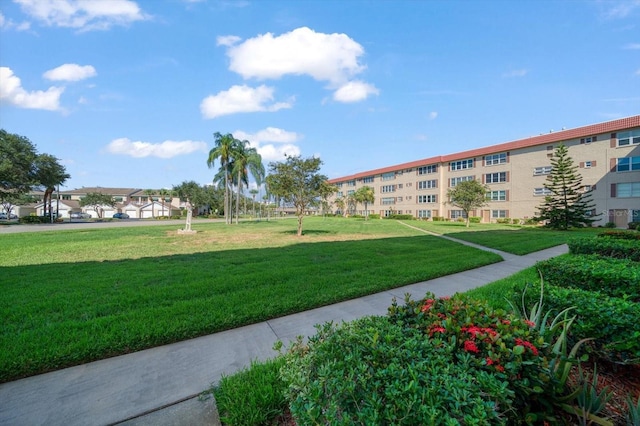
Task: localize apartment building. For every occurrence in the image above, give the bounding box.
[328,115,640,227]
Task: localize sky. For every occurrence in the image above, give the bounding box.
[1,0,639,192]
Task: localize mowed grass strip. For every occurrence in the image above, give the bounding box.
[0,218,502,382]
[402,221,603,255]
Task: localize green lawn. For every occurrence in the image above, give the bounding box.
[402,220,603,254]
[1,217,505,382]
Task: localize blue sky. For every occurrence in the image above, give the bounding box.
[1,0,639,191]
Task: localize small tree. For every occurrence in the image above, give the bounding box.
[80,192,116,218]
[353,186,375,220]
[334,197,346,217]
[536,144,598,229]
[173,181,206,232]
[265,155,333,236]
[446,179,489,227]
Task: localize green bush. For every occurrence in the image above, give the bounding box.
[536,255,640,301]
[568,237,640,261]
[432,216,445,221]
[282,316,516,425]
[517,283,640,364]
[604,222,616,228]
[496,218,511,224]
[368,213,380,219]
[469,216,481,223]
[388,214,413,220]
[597,229,640,240]
[213,357,287,426]
[629,221,640,230]
[19,216,49,224]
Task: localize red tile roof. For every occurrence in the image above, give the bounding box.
[328,115,640,183]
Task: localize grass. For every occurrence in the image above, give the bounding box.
[403,220,603,254]
[1,217,504,383]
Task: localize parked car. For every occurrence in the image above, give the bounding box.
[113,213,130,219]
[70,212,91,219]
[0,213,7,220]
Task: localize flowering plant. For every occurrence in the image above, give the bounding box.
[388,292,560,424]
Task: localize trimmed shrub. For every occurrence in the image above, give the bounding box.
[388,214,413,220]
[629,221,640,230]
[568,237,640,261]
[368,213,380,219]
[469,216,481,223]
[517,283,640,364]
[496,218,511,224]
[536,254,640,301]
[432,216,445,221]
[282,316,516,425]
[604,222,616,228]
[19,216,49,224]
[597,230,640,240]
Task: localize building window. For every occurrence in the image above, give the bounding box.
[347,180,356,187]
[381,172,395,181]
[347,190,355,195]
[418,195,437,203]
[534,187,553,196]
[617,157,640,172]
[580,136,597,144]
[488,190,506,201]
[616,182,640,198]
[337,191,343,197]
[381,197,396,205]
[492,210,507,218]
[485,153,507,166]
[381,185,396,193]
[533,166,552,176]
[485,172,507,183]
[450,159,474,171]
[417,165,438,175]
[450,210,467,219]
[362,176,374,183]
[418,179,437,189]
[450,176,474,187]
[618,129,640,146]
[417,210,432,218]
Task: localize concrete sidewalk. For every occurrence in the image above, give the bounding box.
[0,238,568,426]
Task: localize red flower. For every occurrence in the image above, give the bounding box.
[515,338,539,356]
[485,357,494,365]
[428,325,446,336]
[463,340,479,353]
[495,365,505,372]
[421,299,435,312]
[524,320,536,327]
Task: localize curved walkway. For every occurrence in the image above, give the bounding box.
[0,234,568,426]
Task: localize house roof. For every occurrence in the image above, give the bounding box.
[328,115,640,183]
[61,187,141,196]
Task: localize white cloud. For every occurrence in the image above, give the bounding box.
[200,84,292,119]
[43,63,97,81]
[429,111,438,120]
[623,43,640,49]
[502,69,528,78]
[0,66,64,111]
[216,35,241,47]
[105,138,208,158]
[15,0,149,31]
[601,0,640,19]
[232,127,302,162]
[636,69,640,76]
[0,10,31,30]
[332,80,379,103]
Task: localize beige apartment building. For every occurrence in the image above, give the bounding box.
[328,115,640,227]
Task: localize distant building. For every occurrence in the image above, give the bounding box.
[328,115,640,227]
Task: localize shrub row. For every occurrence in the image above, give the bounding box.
[19,216,50,224]
[536,254,640,301]
[596,229,640,240]
[517,282,640,364]
[386,214,414,220]
[568,236,640,261]
[629,221,640,230]
[282,294,564,425]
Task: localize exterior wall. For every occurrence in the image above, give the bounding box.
[328,116,640,226]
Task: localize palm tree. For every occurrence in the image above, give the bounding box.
[334,197,346,217]
[144,189,156,217]
[207,132,237,225]
[249,188,259,217]
[230,140,265,224]
[354,186,375,220]
[158,188,170,217]
[34,154,69,221]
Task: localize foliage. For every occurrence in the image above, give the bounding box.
[535,144,598,230]
[626,394,640,426]
[629,222,640,231]
[281,316,513,425]
[212,357,287,426]
[596,230,640,240]
[79,192,116,218]
[568,236,640,261]
[207,132,236,225]
[604,222,616,228]
[34,153,70,219]
[266,155,335,236]
[230,140,264,225]
[19,215,50,224]
[0,129,38,199]
[387,214,413,220]
[353,185,375,220]
[536,254,640,301]
[446,179,489,227]
[470,216,481,223]
[517,282,640,364]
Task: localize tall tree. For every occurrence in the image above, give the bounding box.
[446,179,489,227]
[334,196,346,217]
[207,132,237,225]
[173,181,207,231]
[158,188,171,217]
[0,129,39,201]
[35,154,70,221]
[144,189,156,217]
[230,140,264,224]
[80,192,116,218]
[536,144,598,229]
[266,155,333,236]
[353,185,375,220]
[249,188,259,217]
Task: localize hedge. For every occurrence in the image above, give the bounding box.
[568,237,640,261]
[536,254,640,302]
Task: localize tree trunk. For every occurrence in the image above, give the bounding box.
[235,170,241,225]
[297,214,303,236]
